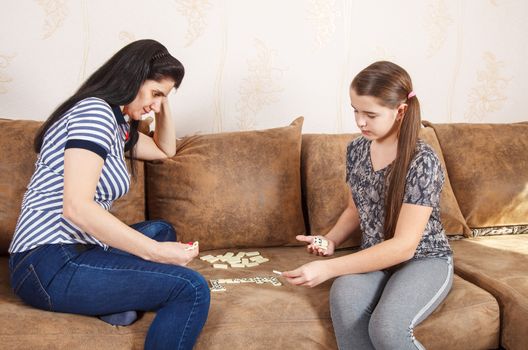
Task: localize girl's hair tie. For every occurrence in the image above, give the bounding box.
[407,91,416,99]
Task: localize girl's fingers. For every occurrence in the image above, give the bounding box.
[296,235,313,244]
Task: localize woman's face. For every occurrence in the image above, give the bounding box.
[123,78,175,120]
[350,88,405,141]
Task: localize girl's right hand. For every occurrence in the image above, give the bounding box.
[295,235,335,256]
[152,241,199,266]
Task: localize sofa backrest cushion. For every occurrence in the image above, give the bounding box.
[301,126,470,247]
[301,134,362,247]
[424,121,528,234]
[419,127,472,236]
[0,118,146,256]
[0,119,41,255]
[145,117,306,250]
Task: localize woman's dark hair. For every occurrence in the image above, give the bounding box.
[351,61,421,240]
[34,39,185,176]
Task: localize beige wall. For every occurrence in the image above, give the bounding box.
[0,0,526,136]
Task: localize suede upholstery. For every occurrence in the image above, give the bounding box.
[0,251,499,350]
[419,127,472,236]
[146,118,306,251]
[423,121,528,230]
[1,118,526,349]
[0,119,42,255]
[300,134,362,248]
[451,235,528,350]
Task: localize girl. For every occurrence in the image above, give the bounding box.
[283,61,453,350]
[8,39,210,350]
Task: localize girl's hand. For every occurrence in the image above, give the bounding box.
[295,235,336,256]
[282,260,331,288]
[153,241,199,266]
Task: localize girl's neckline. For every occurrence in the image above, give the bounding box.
[367,138,395,173]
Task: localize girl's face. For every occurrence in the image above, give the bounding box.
[123,78,175,120]
[350,88,406,141]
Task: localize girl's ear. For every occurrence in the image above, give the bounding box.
[396,103,408,121]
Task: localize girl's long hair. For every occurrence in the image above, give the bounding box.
[34,39,185,176]
[351,61,421,240]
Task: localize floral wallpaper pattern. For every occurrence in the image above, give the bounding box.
[307,0,338,50]
[176,0,212,47]
[465,52,509,122]
[0,0,526,136]
[36,0,68,39]
[236,39,284,131]
[0,54,15,94]
[424,0,453,58]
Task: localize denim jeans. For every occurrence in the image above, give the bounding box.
[9,220,210,350]
[330,256,453,350]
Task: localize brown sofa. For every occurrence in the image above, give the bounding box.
[1,117,526,349]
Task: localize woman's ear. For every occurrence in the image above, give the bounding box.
[396,103,408,121]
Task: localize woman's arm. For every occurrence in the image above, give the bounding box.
[133,98,177,160]
[284,202,432,287]
[63,148,195,265]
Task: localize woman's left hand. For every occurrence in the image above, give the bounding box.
[156,96,170,119]
[282,260,332,288]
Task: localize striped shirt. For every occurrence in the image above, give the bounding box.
[9,97,131,253]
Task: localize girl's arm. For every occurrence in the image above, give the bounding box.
[296,190,360,255]
[63,148,195,265]
[132,98,177,160]
[325,191,361,246]
[283,202,432,287]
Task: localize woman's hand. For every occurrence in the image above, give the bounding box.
[152,241,199,266]
[282,260,332,288]
[295,235,336,256]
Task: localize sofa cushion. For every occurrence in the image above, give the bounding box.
[146,118,306,251]
[0,249,499,349]
[301,134,363,248]
[0,119,41,255]
[424,121,528,232]
[419,127,471,236]
[450,234,528,350]
[192,247,499,350]
[0,118,145,256]
[301,126,471,247]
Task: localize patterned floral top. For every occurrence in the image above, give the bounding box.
[346,136,452,259]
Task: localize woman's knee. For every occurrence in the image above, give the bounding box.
[131,220,177,242]
[168,269,210,307]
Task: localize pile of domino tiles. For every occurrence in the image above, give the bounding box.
[200,251,269,269]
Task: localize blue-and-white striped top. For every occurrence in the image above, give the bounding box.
[9,97,131,253]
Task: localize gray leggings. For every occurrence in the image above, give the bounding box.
[330,256,453,350]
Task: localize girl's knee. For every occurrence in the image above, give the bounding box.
[329,276,348,303]
[329,275,365,308]
[369,314,414,349]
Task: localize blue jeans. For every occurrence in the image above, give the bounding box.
[9,220,210,350]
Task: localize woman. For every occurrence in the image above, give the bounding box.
[284,61,453,350]
[9,39,210,350]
